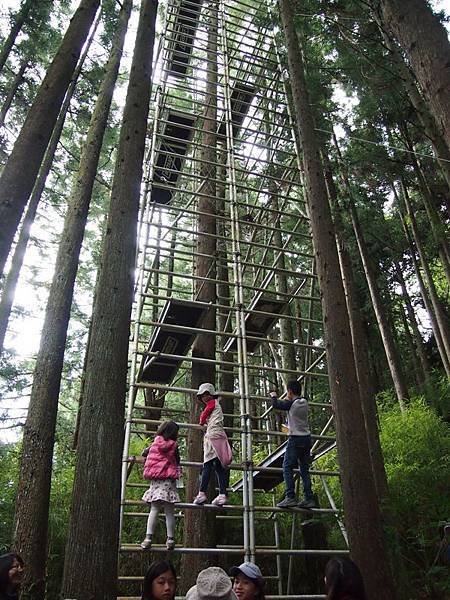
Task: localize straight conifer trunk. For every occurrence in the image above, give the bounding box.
[395,262,430,379]
[323,162,389,500]
[278,3,397,599]
[377,0,450,150]
[12,6,131,599]
[0,60,28,127]
[0,0,33,74]
[181,1,219,589]
[0,13,100,357]
[374,17,450,190]
[61,1,157,598]
[348,199,408,408]
[0,0,100,280]
[400,181,450,366]
[397,206,450,376]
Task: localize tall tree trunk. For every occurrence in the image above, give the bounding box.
[0,59,28,127]
[400,124,450,284]
[181,1,219,589]
[399,303,425,389]
[279,4,397,599]
[348,199,408,408]
[376,0,450,150]
[12,7,131,599]
[397,206,450,375]
[0,12,100,357]
[61,2,156,598]
[0,0,100,280]
[0,0,33,74]
[394,261,430,381]
[374,17,450,189]
[399,180,450,365]
[323,160,389,501]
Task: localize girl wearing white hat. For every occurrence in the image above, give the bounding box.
[193,383,232,506]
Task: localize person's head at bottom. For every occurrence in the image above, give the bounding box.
[141,560,176,600]
[0,553,24,598]
[186,567,238,600]
[230,562,266,600]
[324,557,367,600]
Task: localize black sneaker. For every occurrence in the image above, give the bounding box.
[298,498,316,509]
[277,496,298,508]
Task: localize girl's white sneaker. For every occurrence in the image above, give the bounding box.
[193,491,207,505]
[211,494,228,506]
[140,535,152,549]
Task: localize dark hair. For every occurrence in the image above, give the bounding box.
[253,577,266,600]
[325,557,367,600]
[286,380,302,396]
[156,420,179,441]
[0,553,24,593]
[233,571,266,600]
[142,561,177,600]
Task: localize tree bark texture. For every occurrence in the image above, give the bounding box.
[0,0,100,280]
[60,2,156,598]
[0,12,100,357]
[12,7,131,599]
[377,0,450,150]
[0,0,33,74]
[374,17,450,189]
[181,1,219,590]
[279,3,397,599]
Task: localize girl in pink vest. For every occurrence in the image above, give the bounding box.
[141,421,181,551]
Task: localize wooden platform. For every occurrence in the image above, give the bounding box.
[151,111,196,205]
[166,0,202,77]
[231,439,337,493]
[224,295,286,353]
[218,81,256,138]
[139,299,207,384]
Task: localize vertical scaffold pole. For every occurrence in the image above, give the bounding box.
[218,0,255,561]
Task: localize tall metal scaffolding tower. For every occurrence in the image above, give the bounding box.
[119,0,348,597]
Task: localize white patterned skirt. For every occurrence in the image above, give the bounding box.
[142,478,180,504]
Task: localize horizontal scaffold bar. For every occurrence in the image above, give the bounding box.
[122,500,340,514]
[119,543,348,555]
[127,418,335,441]
[131,382,333,407]
[140,292,323,316]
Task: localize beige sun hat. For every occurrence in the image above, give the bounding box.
[185,567,238,600]
[196,382,217,397]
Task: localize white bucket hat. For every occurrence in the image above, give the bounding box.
[196,382,217,397]
[185,567,238,600]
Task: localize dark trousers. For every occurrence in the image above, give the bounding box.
[283,435,313,500]
[200,457,227,495]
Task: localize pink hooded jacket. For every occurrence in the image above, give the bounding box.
[143,435,180,480]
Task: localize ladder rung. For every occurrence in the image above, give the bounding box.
[122,500,340,514]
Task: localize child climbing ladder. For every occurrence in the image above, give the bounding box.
[140,421,182,550]
[193,383,233,506]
